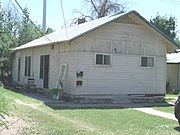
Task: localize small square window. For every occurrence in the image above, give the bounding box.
[76,81,82,86]
[141,57,154,67]
[96,54,111,65]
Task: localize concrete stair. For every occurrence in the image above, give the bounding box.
[70,94,164,104]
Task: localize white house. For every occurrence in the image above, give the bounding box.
[166,52,180,91]
[12,11,177,102]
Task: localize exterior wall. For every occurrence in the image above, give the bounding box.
[71,22,167,96]
[167,64,179,90]
[12,43,76,94]
[12,20,169,97]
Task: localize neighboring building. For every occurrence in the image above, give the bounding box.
[12,11,177,102]
[166,52,180,91]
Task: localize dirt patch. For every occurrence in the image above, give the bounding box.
[0,115,29,135]
[15,99,116,134]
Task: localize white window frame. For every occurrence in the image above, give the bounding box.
[140,56,155,68]
[95,53,111,66]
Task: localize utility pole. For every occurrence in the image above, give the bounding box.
[43,0,46,32]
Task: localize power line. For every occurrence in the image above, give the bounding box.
[60,0,68,38]
[160,0,180,5]
[11,0,52,43]
[9,0,24,19]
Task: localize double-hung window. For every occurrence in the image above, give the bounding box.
[141,56,154,67]
[96,54,111,65]
[25,56,31,77]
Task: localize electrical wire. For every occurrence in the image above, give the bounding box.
[60,0,68,38]
[160,0,180,5]
[11,0,52,43]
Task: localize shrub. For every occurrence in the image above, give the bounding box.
[0,85,9,128]
[167,88,179,95]
[50,81,64,100]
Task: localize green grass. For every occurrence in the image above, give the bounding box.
[152,94,176,114]
[1,88,180,135]
[153,106,174,114]
[166,94,179,98]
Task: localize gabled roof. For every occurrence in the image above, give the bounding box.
[13,10,178,51]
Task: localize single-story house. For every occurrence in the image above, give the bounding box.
[12,10,177,102]
[166,52,180,91]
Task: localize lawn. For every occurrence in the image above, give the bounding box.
[152,94,176,114]
[153,106,174,114]
[1,88,180,135]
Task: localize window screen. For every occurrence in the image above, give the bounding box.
[141,57,154,67]
[96,54,110,65]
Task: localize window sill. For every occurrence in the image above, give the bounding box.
[140,66,155,69]
[94,64,112,68]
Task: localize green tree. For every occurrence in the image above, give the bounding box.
[175,37,180,45]
[18,8,53,46]
[0,6,19,84]
[150,14,177,41]
[0,3,53,128]
[0,88,9,128]
[0,5,53,84]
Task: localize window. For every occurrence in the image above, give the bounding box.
[25,56,31,77]
[141,57,154,67]
[96,54,111,65]
[76,81,82,86]
[40,55,45,79]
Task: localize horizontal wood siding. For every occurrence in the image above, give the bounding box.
[167,64,178,90]
[12,43,76,93]
[72,23,166,56]
[12,21,168,96]
[72,22,167,95]
[74,52,166,95]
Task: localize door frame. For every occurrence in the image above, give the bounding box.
[40,55,49,89]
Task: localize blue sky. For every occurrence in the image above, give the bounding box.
[1,0,180,36]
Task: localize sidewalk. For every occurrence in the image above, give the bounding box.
[117,102,177,121]
[134,107,177,121]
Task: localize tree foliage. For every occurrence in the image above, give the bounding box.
[150,14,177,41]
[0,7,19,84]
[0,3,54,128]
[0,85,9,128]
[0,4,53,85]
[70,0,126,26]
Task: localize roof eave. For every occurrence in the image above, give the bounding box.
[12,40,70,51]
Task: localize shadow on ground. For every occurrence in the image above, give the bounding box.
[9,88,174,110]
[174,126,180,132]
